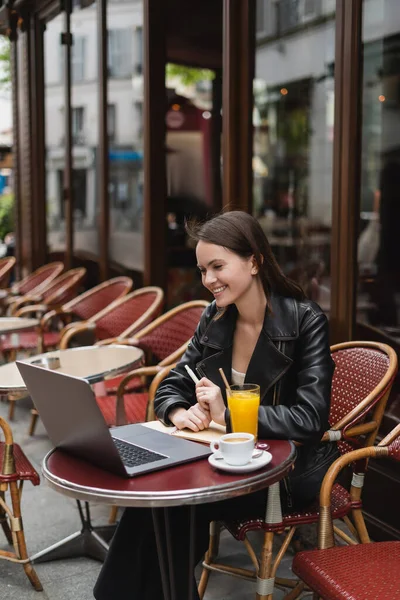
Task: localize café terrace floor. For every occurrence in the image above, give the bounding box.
[0,395,314,600]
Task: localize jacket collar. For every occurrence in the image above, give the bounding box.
[199,292,299,350]
[197,293,297,402]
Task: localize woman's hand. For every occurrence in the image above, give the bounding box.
[196,377,226,426]
[168,404,211,432]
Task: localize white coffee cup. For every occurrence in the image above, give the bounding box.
[210,432,255,466]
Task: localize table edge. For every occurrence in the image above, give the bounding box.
[42,442,297,507]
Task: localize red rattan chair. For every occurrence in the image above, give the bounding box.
[10,267,86,315]
[198,341,398,600]
[3,261,64,310]
[0,276,133,357]
[27,286,161,436]
[0,256,16,288]
[0,268,87,363]
[94,300,209,428]
[291,423,400,600]
[59,286,165,349]
[0,416,42,590]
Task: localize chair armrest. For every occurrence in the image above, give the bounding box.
[40,307,74,331]
[15,304,49,318]
[11,294,43,314]
[146,364,177,421]
[96,337,137,347]
[115,366,161,426]
[0,416,15,474]
[317,443,390,549]
[59,321,96,349]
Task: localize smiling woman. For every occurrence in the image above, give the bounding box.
[94,211,339,600]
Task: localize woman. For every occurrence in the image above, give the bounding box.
[94,211,338,600]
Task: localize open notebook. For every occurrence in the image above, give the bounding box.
[142,420,226,445]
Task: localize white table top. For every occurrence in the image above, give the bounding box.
[0,317,39,334]
[0,344,143,392]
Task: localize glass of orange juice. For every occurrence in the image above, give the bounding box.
[227,384,260,438]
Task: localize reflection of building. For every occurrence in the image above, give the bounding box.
[44,4,144,266]
[254,0,336,224]
[2,0,400,543]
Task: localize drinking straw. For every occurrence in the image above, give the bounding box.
[185,364,200,384]
[218,367,232,396]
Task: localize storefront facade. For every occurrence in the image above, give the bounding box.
[0,0,399,539]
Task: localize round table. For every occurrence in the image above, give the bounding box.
[42,439,296,600]
[0,344,144,392]
[0,316,39,335]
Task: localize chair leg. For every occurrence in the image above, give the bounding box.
[9,481,43,591]
[282,582,305,600]
[351,507,370,544]
[8,396,16,420]
[109,506,119,525]
[256,531,275,600]
[29,410,39,437]
[198,521,221,600]
[0,492,13,545]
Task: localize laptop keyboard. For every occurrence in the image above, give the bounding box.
[113,437,167,468]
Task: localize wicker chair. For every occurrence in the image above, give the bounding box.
[198,341,398,600]
[2,261,64,312]
[0,268,87,366]
[27,286,163,437]
[10,267,87,315]
[0,276,133,357]
[59,286,165,349]
[94,300,209,428]
[0,256,16,288]
[0,416,42,590]
[291,423,400,600]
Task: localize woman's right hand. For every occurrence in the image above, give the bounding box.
[169,404,211,432]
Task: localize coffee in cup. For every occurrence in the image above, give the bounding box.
[210,432,255,466]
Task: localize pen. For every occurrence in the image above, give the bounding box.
[185,364,200,384]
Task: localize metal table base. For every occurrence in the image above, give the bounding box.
[30,501,116,564]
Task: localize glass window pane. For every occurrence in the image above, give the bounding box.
[254,0,335,315]
[45,14,66,256]
[357,0,400,339]
[107,0,144,272]
[71,1,99,259]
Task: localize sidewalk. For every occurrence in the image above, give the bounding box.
[0,394,308,600]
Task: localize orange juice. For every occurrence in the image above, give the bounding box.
[227,385,260,438]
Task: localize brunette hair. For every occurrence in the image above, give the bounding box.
[186,211,304,307]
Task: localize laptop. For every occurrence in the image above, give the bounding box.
[16,361,211,477]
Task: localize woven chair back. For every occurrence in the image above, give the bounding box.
[40,268,86,305]
[136,301,209,363]
[388,437,400,460]
[94,288,163,340]
[0,256,16,286]
[15,262,64,295]
[330,344,392,454]
[63,276,132,321]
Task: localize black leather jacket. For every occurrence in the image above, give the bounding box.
[155,293,338,506]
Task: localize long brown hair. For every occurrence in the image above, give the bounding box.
[186,211,304,308]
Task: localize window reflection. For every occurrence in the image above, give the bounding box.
[108,2,144,272]
[71,0,99,258]
[254,0,335,314]
[45,14,66,255]
[358,0,400,338]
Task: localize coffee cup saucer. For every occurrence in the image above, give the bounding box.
[208,450,272,474]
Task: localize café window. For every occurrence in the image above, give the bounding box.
[108,104,116,144]
[72,107,85,145]
[108,29,133,78]
[72,36,86,82]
